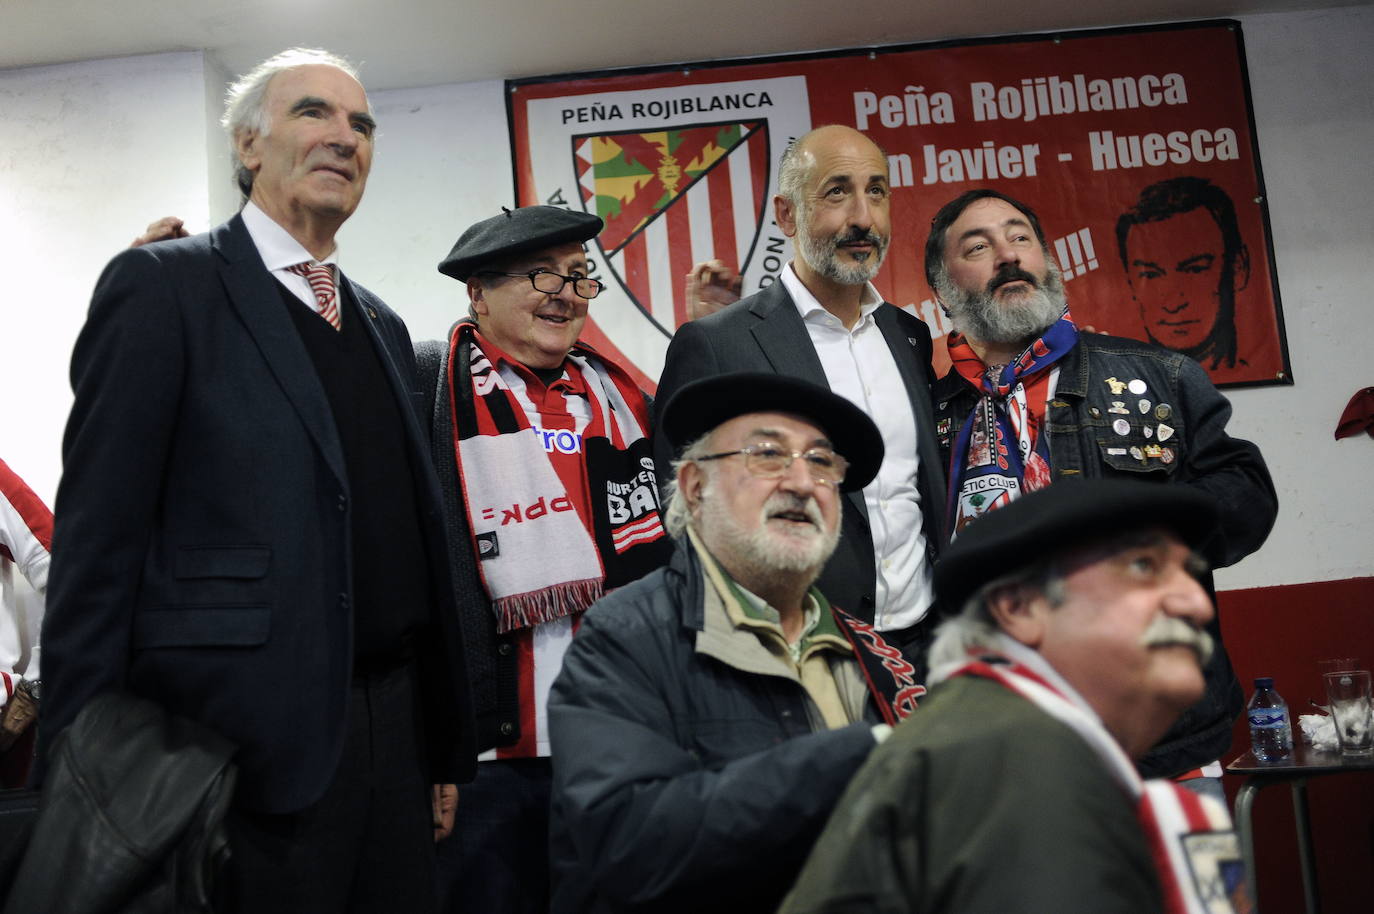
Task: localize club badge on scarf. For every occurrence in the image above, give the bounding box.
[946,311,1079,539]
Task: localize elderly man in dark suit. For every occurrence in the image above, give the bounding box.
[39,48,474,914]
[656,125,946,669]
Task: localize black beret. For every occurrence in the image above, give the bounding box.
[659,372,884,492]
[438,206,603,281]
[934,479,1219,611]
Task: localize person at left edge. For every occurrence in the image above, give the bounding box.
[37,48,475,914]
[424,206,672,914]
[0,458,51,788]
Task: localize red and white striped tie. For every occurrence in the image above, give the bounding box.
[286,262,341,330]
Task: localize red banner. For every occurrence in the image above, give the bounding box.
[509,21,1288,391]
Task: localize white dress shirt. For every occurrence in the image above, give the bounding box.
[240,201,342,327]
[779,264,934,631]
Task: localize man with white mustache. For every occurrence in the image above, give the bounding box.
[656,126,947,673]
[547,372,928,914]
[923,189,1276,793]
[783,479,1248,914]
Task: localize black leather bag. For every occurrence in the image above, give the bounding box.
[1,693,237,914]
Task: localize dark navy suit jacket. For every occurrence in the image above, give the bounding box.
[653,280,947,622]
[40,215,475,813]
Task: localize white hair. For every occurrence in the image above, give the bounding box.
[926,613,1003,673]
[662,432,713,538]
[220,48,367,200]
[926,565,1066,671]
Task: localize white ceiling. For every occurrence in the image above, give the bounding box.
[3,0,1363,91]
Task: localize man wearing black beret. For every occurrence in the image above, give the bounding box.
[423,205,673,913]
[546,372,928,914]
[783,479,1247,914]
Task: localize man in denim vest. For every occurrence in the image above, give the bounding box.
[923,188,1276,790]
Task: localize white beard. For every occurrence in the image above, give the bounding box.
[696,484,840,588]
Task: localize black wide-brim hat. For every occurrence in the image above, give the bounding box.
[438,206,603,281]
[934,479,1220,611]
[659,372,884,492]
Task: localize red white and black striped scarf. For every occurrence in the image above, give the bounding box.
[448,322,669,633]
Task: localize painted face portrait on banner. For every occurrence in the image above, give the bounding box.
[1116,176,1251,371]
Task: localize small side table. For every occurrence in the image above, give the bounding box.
[1226,744,1374,913]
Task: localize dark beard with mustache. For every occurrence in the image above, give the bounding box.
[937,259,1068,345]
[987,263,1040,295]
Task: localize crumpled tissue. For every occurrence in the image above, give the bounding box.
[1299,713,1338,751]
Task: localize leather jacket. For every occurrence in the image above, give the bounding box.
[3,693,236,914]
[932,333,1277,777]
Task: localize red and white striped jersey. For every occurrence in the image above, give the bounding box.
[0,459,52,706]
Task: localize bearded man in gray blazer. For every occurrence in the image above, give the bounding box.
[655,125,946,670]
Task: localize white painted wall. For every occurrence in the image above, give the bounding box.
[0,51,223,503]
[1209,6,1374,589]
[337,79,513,342]
[203,53,235,225]
[1,6,1370,589]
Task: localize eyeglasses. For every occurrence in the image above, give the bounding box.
[478,268,604,300]
[694,442,849,486]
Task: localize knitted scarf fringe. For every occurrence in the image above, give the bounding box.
[494,578,605,634]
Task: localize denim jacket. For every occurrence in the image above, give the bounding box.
[932,334,1278,777]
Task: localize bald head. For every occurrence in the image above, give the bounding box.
[775,126,891,290]
[777,126,885,208]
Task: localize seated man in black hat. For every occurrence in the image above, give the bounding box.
[424,206,675,912]
[781,478,1247,914]
[547,372,926,914]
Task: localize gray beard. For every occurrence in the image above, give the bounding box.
[795,205,889,286]
[939,261,1068,345]
[696,484,840,592]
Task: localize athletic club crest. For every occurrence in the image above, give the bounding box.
[954,476,1019,537]
[573,122,770,336]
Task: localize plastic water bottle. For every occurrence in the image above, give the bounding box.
[1247,677,1293,762]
